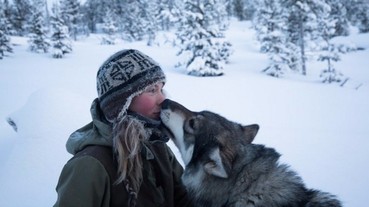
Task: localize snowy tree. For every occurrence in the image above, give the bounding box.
[114,0,158,45]
[282,0,321,75]
[317,11,346,84]
[101,8,117,45]
[252,0,352,79]
[81,0,104,33]
[229,0,245,20]
[60,0,81,40]
[0,6,13,59]
[50,2,72,58]
[12,0,33,36]
[2,0,16,35]
[358,8,369,33]
[175,0,232,76]
[326,0,350,37]
[270,0,336,76]
[228,0,255,21]
[345,0,369,33]
[28,1,50,53]
[154,0,182,31]
[318,43,344,84]
[141,1,160,46]
[0,31,13,59]
[243,0,257,20]
[253,0,296,77]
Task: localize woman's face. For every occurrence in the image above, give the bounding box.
[129,82,165,120]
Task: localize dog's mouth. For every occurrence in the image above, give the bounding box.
[160,122,175,140]
[160,110,175,139]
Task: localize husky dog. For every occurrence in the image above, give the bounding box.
[160,99,342,207]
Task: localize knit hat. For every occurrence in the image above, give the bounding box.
[97,49,166,122]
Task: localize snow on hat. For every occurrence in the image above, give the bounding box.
[97,49,166,122]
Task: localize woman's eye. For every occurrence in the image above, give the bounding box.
[145,83,164,94]
[146,87,156,93]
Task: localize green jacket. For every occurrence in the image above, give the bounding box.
[54,99,192,207]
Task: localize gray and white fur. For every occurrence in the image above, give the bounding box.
[160,99,342,207]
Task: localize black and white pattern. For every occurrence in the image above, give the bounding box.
[97,49,160,98]
[96,49,166,122]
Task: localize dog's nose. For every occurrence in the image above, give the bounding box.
[161,99,171,110]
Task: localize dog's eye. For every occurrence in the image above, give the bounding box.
[185,115,204,134]
[189,118,196,129]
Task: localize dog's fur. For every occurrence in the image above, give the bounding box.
[160,99,342,207]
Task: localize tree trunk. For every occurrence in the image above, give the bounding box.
[299,12,306,75]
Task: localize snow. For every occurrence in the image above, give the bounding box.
[1,20,368,206]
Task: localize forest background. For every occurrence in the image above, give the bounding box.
[1,0,369,80]
[1,0,369,206]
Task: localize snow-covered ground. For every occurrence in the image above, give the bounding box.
[0,20,368,207]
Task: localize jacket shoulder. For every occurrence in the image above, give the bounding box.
[73,145,127,206]
[54,155,111,207]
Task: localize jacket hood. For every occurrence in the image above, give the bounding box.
[66,99,113,155]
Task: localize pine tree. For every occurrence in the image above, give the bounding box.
[317,9,345,84]
[2,0,16,35]
[175,0,232,76]
[280,0,335,76]
[60,0,81,40]
[28,1,50,53]
[285,0,311,75]
[253,0,295,77]
[81,0,104,33]
[147,0,184,45]
[12,0,33,36]
[115,0,158,44]
[50,2,72,58]
[230,0,245,20]
[101,8,117,45]
[345,0,369,33]
[253,0,350,79]
[140,0,159,46]
[0,6,13,59]
[155,0,181,31]
[326,0,350,37]
[359,8,369,33]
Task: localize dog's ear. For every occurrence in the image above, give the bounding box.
[204,147,228,178]
[242,124,259,144]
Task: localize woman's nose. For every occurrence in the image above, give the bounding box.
[158,90,166,104]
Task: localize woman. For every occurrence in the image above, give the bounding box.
[54,49,192,207]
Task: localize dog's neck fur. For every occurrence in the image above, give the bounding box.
[188,144,282,206]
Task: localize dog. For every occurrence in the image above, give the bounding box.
[160,99,342,207]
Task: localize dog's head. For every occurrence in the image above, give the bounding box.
[160,99,259,179]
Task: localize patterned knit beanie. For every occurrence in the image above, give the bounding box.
[97,49,166,122]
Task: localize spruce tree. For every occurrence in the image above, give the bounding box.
[326,0,350,37]
[0,7,13,59]
[50,2,72,58]
[81,0,103,33]
[101,8,117,45]
[275,0,335,76]
[12,0,32,36]
[2,0,16,35]
[254,0,295,77]
[175,0,232,76]
[60,0,81,40]
[154,0,180,31]
[346,0,369,33]
[28,1,50,53]
[115,0,158,45]
[317,8,345,84]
